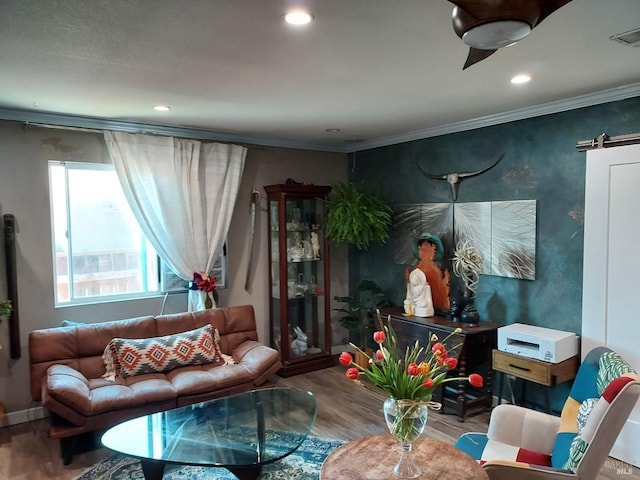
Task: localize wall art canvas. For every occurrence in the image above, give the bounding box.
[393,200,536,281]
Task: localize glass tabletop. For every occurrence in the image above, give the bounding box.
[101,387,317,469]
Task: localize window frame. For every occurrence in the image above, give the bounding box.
[48,160,214,306]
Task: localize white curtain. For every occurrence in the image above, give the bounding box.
[103,131,247,311]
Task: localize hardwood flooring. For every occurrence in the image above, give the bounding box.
[0,365,637,479]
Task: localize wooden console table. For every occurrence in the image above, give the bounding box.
[381,308,499,422]
[320,435,488,480]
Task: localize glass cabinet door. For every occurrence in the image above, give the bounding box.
[265,184,333,376]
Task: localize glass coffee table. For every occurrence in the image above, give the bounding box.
[101,387,317,480]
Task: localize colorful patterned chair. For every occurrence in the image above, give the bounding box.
[455,346,639,480]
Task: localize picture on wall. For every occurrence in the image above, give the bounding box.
[394,200,536,281]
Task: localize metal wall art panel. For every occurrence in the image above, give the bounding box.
[393,200,536,280]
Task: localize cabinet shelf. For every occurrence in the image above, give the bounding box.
[265,183,333,377]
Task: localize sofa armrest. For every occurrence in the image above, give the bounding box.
[44,365,92,416]
[233,340,282,384]
[487,404,561,455]
[483,460,577,480]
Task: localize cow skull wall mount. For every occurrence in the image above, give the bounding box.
[417,153,504,201]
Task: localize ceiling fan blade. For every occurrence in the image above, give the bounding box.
[536,0,572,26]
[463,48,497,69]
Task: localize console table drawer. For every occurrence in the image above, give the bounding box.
[492,349,578,387]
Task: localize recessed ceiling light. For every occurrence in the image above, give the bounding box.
[283,10,313,25]
[325,128,341,133]
[510,74,531,84]
[153,105,171,111]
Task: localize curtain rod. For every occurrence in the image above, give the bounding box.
[576,132,640,152]
[22,121,257,149]
[24,121,103,134]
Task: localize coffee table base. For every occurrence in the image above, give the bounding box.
[140,459,262,480]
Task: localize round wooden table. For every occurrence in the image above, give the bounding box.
[320,435,488,480]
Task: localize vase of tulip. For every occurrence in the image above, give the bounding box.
[339,310,484,478]
[383,398,428,478]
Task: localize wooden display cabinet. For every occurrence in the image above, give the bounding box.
[264,184,334,377]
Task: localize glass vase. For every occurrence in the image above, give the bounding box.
[383,397,428,478]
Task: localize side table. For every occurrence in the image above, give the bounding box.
[492,349,579,413]
[320,434,489,480]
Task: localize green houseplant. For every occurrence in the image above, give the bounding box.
[0,300,10,320]
[334,280,391,352]
[326,182,392,251]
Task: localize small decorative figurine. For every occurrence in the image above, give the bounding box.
[403,268,434,317]
[291,326,308,356]
[311,232,320,259]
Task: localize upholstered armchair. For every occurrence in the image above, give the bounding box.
[455,347,640,480]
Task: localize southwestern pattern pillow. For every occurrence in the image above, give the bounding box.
[102,324,221,380]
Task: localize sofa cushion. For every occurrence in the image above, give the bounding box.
[103,324,220,380]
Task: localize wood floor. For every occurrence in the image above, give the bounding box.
[0,365,637,479]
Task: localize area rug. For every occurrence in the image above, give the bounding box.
[76,436,345,480]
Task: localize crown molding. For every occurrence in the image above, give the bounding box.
[1,82,639,154]
[0,108,346,153]
[348,82,640,153]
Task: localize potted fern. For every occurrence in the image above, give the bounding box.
[326,182,392,251]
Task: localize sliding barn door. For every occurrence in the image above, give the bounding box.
[582,143,640,467]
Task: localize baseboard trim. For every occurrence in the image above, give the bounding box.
[0,405,47,427]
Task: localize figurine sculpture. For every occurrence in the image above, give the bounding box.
[403,268,434,317]
[311,232,320,259]
[291,326,308,356]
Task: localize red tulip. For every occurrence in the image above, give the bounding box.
[469,373,484,388]
[445,357,458,370]
[373,331,386,344]
[432,342,445,356]
[422,377,434,388]
[339,352,353,366]
[375,350,384,361]
[346,367,359,380]
[407,362,419,376]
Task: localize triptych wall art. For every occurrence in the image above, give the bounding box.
[394,200,537,281]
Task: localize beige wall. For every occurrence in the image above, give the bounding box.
[0,119,348,418]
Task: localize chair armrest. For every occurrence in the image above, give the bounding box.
[483,460,577,480]
[487,404,561,455]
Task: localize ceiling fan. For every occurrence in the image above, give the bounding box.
[448,0,572,69]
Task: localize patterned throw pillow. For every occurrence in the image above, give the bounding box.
[102,324,222,380]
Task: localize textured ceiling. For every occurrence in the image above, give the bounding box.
[1,0,639,152]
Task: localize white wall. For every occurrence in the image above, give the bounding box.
[0,120,348,417]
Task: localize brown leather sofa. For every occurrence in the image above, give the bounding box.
[29,305,282,464]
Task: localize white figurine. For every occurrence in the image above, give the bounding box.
[291,326,308,356]
[403,268,434,317]
[311,232,320,259]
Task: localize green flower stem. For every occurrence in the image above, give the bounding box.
[347,311,478,402]
[387,400,427,443]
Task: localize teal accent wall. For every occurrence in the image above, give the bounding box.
[350,96,640,336]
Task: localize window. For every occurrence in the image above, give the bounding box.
[49,161,226,306]
[49,161,161,304]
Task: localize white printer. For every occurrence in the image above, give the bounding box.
[497,323,578,363]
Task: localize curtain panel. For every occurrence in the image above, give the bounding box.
[103,131,247,311]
